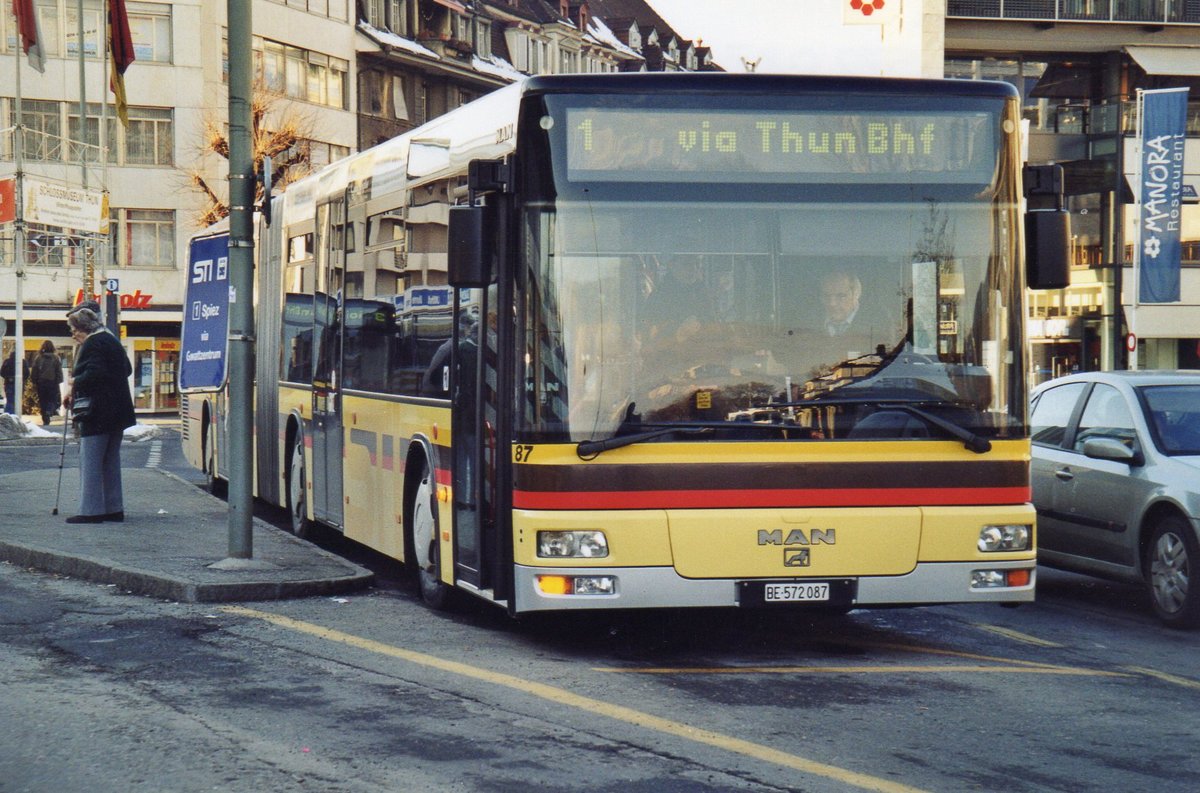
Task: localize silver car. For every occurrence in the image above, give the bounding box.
[1030,370,1200,628]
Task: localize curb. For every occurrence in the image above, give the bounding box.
[0,539,375,603]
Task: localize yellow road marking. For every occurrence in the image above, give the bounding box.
[1123,665,1200,691]
[595,665,1124,678]
[972,623,1064,648]
[223,605,927,793]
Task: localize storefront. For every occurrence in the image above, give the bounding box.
[0,302,182,415]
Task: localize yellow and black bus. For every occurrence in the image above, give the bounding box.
[183,73,1068,614]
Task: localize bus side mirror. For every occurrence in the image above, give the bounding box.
[1026,209,1070,290]
[448,205,491,288]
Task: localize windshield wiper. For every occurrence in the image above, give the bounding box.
[882,403,991,454]
[576,426,712,458]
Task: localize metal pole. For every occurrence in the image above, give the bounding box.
[225,0,255,559]
[14,35,26,421]
[1129,90,1142,370]
[77,0,90,299]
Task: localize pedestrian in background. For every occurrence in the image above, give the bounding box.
[1,350,30,415]
[30,340,64,426]
[64,302,136,524]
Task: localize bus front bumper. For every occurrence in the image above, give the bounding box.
[511,561,1036,613]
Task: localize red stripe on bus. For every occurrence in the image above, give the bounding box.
[512,486,1031,510]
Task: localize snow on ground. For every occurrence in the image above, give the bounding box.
[0,414,161,442]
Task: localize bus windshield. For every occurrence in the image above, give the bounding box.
[519,91,1025,444]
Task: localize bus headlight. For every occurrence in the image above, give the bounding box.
[978,524,1031,552]
[537,530,609,558]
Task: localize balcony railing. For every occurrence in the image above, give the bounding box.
[948,0,1200,23]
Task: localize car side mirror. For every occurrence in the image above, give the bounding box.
[1081,437,1144,466]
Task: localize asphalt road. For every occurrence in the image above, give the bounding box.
[2,427,1199,792]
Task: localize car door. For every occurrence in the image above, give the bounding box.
[1057,383,1154,568]
[1030,381,1088,554]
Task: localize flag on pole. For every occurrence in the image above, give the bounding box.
[1137,87,1189,304]
[12,0,46,72]
[107,0,136,127]
[844,0,900,25]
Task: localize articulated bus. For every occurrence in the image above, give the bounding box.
[183,74,1069,615]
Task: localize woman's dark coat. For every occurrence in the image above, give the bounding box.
[72,330,136,437]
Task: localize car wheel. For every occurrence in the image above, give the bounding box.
[411,462,450,610]
[287,440,313,539]
[1146,515,1200,629]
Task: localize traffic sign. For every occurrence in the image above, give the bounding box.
[179,233,231,392]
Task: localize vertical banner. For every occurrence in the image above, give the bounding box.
[1138,88,1189,304]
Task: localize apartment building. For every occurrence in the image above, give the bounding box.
[1,0,707,412]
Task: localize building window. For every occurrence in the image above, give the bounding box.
[475,19,490,57]
[3,1,170,63]
[393,75,409,120]
[251,38,349,110]
[118,106,173,165]
[128,2,172,63]
[64,104,174,166]
[110,209,175,268]
[264,0,347,21]
[18,99,64,162]
[387,0,406,35]
[364,0,383,27]
[64,0,104,57]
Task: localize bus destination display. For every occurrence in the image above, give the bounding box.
[565,108,997,183]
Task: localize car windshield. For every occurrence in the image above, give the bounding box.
[1141,384,1200,455]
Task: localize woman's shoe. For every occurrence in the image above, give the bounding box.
[65,514,105,524]
[102,511,124,522]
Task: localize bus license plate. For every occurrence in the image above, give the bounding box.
[763,582,830,602]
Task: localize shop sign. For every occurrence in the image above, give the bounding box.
[0,178,15,223]
[22,175,107,233]
[73,288,154,309]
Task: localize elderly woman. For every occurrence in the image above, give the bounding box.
[64,302,136,524]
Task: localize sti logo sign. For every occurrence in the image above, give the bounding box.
[179,233,231,392]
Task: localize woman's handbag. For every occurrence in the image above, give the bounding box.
[71,395,94,421]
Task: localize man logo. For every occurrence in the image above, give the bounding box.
[784,548,811,567]
[759,528,834,568]
[757,529,837,546]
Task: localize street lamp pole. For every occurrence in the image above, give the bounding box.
[224,0,255,559]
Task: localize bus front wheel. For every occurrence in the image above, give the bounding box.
[287,441,313,539]
[412,462,450,610]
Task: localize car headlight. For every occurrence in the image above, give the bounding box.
[537,530,609,558]
[978,524,1032,552]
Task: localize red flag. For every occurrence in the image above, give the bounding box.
[12,0,46,72]
[108,0,136,126]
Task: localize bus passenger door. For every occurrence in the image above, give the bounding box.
[311,197,345,529]
[451,285,497,590]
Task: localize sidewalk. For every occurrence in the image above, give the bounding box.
[0,419,374,602]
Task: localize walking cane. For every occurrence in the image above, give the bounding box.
[51,407,72,516]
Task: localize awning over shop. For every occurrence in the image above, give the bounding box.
[1125,46,1200,77]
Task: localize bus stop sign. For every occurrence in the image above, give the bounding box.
[179,233,231,391]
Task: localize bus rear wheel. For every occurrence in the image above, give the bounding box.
[412,462,450,610]
[287,441,313,539]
